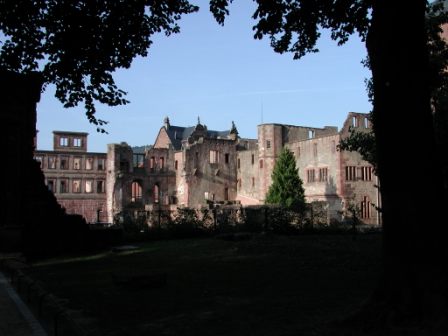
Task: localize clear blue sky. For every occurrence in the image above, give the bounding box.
[36,0,371,153]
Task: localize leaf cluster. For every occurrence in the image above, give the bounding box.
[0,0,198,131]
[265,147,305,211]
[210,0,371,59]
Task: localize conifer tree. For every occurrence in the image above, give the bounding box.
[265,147,305,211]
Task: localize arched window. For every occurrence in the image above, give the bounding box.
[131,181,142,202]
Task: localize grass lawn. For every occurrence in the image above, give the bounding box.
[28,233,381,336]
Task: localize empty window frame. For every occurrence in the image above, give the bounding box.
[131,181,142,202]
[85,180,93,193]
[352,116,359,127]
[251,154,255,165]
[363,117,369,128]
[34,156,43,168]
[73,157,81,170]
[360,196,371,219]
[96,180,105,193]
[175,160,178,170]
[153,184,160,203]
[307,169,315,183]
[60,156,68,170]
[85,157,93,170]
[159,157,165,169]
[72,180,81,193]
[225,153,230,164]
[97,158,105,170]
[48,156,56,169]
[73,138,82,147]
[47,180,55,193]
[357,166,373,181]
[210,150,219,164]
[120,160,129,172]
[308,130,315,139]
[319,168,328,182]
[266,140,271,149]
[60,180,68,193]
[345,166,357,181]
[59,137,68,147]
[259,160,264,169]
[133,154,145,168]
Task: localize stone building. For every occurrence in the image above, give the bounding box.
[34,131,107,223]
[36,112,380,226]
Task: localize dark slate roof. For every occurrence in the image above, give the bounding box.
[165,125,231,150]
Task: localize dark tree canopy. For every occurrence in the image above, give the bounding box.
[0,0,198,130]
[265,147,305,211]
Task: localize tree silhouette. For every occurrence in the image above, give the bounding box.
[0,1,198,130]
[210,0,448,331]
[265,147,305,211]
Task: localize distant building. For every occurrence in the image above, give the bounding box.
[34,131,107,223]
[36,112,380,226]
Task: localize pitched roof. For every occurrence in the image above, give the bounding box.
[164,125,232,150]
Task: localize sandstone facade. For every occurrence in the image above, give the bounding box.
[36,112,379,226]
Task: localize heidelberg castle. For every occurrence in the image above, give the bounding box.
[34,112,380,226]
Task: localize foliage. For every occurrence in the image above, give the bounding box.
[265,147,305,211]
[0,1,198,130]
[338,123,377,169]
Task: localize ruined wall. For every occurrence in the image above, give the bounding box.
[183,138,238,206]
[236,146,260,205]
[287,134,343,221]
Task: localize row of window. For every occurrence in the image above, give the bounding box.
[345,166,373,181]
[35,155,106,171]
[47,179,105,194]
[306,168,329,183]
[58,136,83,148]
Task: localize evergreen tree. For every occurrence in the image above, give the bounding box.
[265,147,305,211]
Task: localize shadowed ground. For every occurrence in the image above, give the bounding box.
[28,234,381,336]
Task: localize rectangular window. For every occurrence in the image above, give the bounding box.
[60,156,68,169]
[210,150,219,164]
[266,140,271,149]
[358,166,373,181]
[60,180,68,193]
[237,158,241,169]
[133,154,144,168]
[73,138,82,147]
[74,157,81,170]
[331,140,336,153]
[96,180,105,193]
[251,154,255,165]
[308,130,315,139]
[60,137,68,147]
[86,157,93,170]
[361,196,371,219]
[174,160,178,170]
[48,156,56,169]
[345,166,357,181]
[159,157,165,169]
[259,160,263,169]
[85,180,93,193]
[34,156,43,168]
[252,177,255,187]
[97,158,105,170]
[352,116,359,127]
[307,169,315,183]
[225,153,229,164]
[47,180,55,193]
[72,180,81,193]
[319,168,328,182]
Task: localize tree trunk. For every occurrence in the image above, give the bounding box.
[367,0,448,328]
